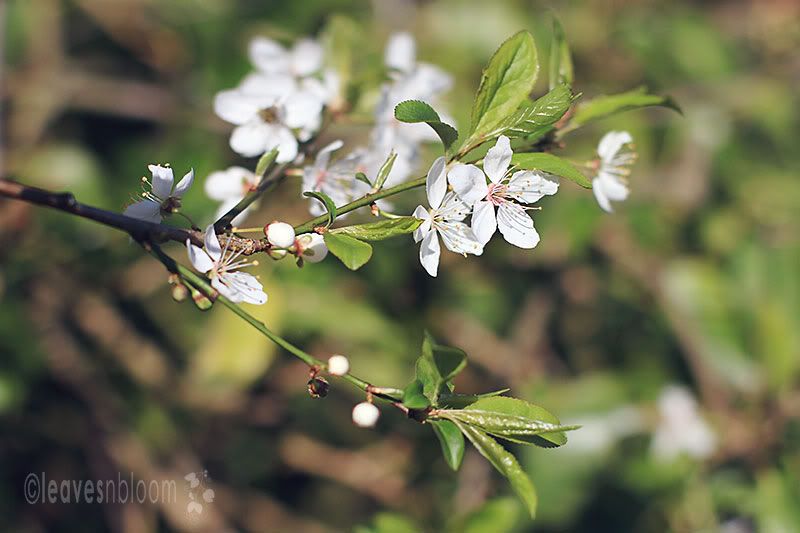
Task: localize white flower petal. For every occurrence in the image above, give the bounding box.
[447,164,488,206]
[438,191,472,223]
[238,72,296,101]
[186,240,214,273]
[223,272,268,305]
[214,89,261,125]
[283,91,324,130]
[471,200,497,246]
[229,120,272,157]
[248,37,290,74]
[205,167,255,201]
[148,165,174,199]
[412,205,431,243]
[299,233,328,263]
[291,38,323,76]
[437,221,483,256]
[204,225,222,261]
[592,177,613,212]
[496,202,540,249]
[483,135,512,183]
[598,131,633,162]
[385,32,416,72]
[123,200,161,223]
[265,126,299,163]
[173,169,194,198]
[426,156,447,209]
[598,173,630,202]
[315,140,344,169]
[419,229,441,277]
[505,170,559,204]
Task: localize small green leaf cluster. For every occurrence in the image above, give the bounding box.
[400,332,577,518]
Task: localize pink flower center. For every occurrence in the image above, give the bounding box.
[485,183,507,206]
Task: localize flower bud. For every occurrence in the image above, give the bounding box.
[265,222,296,248]
[327,354,350,376]
[171,283,189,302]
[352,402,380,428]
[307,376,329,398]
[297,233,328,263]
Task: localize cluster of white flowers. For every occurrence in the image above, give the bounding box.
[412,135,559,277]
[301,32,452,216]
[124,164,194,224]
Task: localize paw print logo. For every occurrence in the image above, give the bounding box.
[184,470,215,517]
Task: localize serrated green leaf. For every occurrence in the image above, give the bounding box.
[454,421,538,518]
[372,151,398,190]
[255,148,279,177]
[549,18,573,90]
[438,389,511,409]
[430,419,465,470]
[331,217,422,241]
[402,379,430,410]
[463,396,572,447]
[511,152,591,188]
[394,100,459,153]
[322,232,373,270]
[494,85,576,139]
[467,31,539,145]
[303,191,338,228]
[571,86,682,126]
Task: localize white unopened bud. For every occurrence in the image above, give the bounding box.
[352,402,380,428]
[298,233,328,263]
[327,354,350,376]
[265,222,296,248]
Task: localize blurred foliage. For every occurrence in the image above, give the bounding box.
[1,0,799,531]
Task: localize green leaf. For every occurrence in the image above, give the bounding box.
[255,148,279,177]
[571,86,682,126]
[322,232,373,270]
[457,396,573,448]
[331,217,422,241]
[438,389,510,409]
[415,331,468,405]
[355,171,372,186]
[402,379,430,410]
[372,151,398,190]
[466,31,539,144]
[549,17,573,90]
[511,152,591,188]
[303,191,337,228]
[454,420,538,518]
[394,100,459,153]
[430,419,465,470]
[495,84,576,139]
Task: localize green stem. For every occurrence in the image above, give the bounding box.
[293,175,426,234]
[147,244,394,400]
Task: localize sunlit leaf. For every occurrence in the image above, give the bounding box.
[511,152,591,188]
[323,232,373,270]
[331,217,422,241]
[430,419,465,470]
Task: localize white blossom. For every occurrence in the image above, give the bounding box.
[412,157,483,277]
[249,37,323,79]
[352,402,380,427]
[124,165,193,223]
[327,354,350,376]
[296,233,328,263]
[186,225,267,305]
[592,131,636,213]
[214,72,324,162]
[448,136,558,249]
[204,166,259,226]
[651,385,716,461]
[265,222,296,248]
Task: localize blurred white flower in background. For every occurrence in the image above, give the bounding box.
[592,130,636,213]
[204,166,258,226]
[651,385,716,461]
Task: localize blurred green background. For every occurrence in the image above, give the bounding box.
[1,0,799,531]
